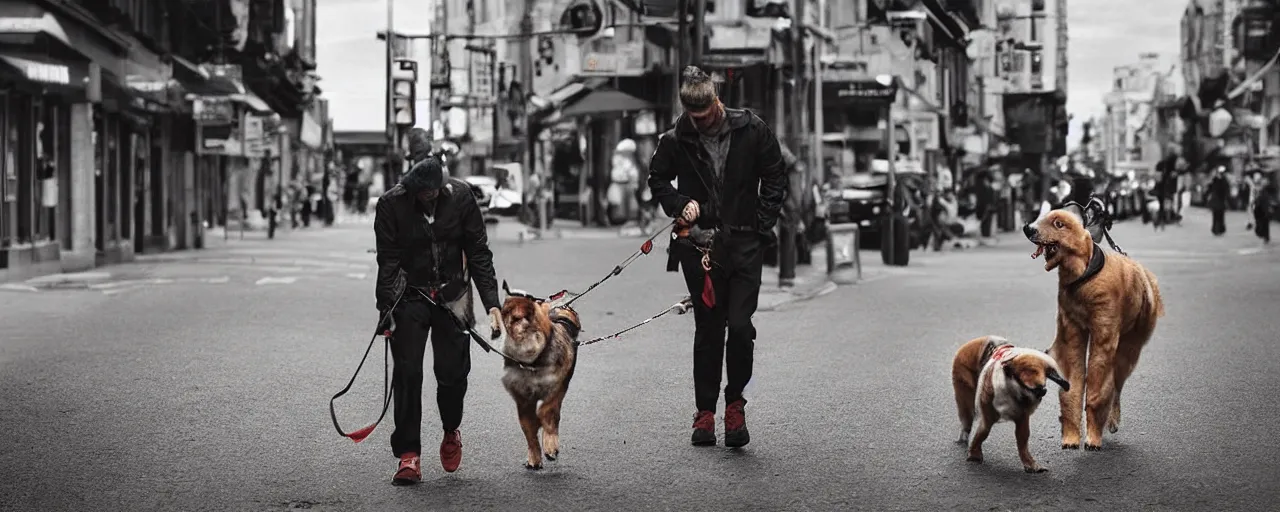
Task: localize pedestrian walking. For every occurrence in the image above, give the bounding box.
[1208,166,1230,236]
[607,138,640,225]
[1245,170,1265,231]
[374,128,502,484]
[646,66,788,448]
[1253,178,1274,244]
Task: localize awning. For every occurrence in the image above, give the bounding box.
[177,62,274,115]
[560,88,656,117]
[0,51,88,94]
[0,3,128,77]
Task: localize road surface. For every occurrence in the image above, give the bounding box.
[1,209,1277,511]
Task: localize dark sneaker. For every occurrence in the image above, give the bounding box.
[392,452,421,485]
[724,399,750,448]
[440,430,463,473]
[691,410,716,446]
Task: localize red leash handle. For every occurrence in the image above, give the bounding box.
[329,294,402,443]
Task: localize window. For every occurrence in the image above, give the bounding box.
[1031,52,1042,74]
[1032,0,1046,12]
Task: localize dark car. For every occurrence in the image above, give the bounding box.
[824,164,929,248]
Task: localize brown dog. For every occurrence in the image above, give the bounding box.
[495,282,581,470]
[1024,209,1164,450]
[952,335,1069,473]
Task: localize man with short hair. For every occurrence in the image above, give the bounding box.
[647,66,788,448]
[374,128,503,484]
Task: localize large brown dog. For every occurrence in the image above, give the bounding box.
[952,335,1069,473]
[496,282,581,470]
[1024,209,1164,450]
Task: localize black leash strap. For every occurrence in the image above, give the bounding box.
[577,297,694,347]
[329,291,403,443]
[411,289,534,370]
[561,219,675,307]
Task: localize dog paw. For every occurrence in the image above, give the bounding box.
[544,450,558,461]
[1107,423,1119,434]
[966,452,983,463]
[956,432,970,445]
[1061,442,1080,450]
[1084,442,1103,451]
[524,460,543,470]
[1024,465,1048,473]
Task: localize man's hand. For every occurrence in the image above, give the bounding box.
[488,307,503,339]
[378,308,396,336]
[681,200,700,223]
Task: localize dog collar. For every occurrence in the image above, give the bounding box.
[983,339,1014,365]
[989,345,1016,364]
[1066,243,1106,291]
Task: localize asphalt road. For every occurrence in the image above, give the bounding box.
[1,209,1277,512]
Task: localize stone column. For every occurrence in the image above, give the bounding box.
[61,102,96,272]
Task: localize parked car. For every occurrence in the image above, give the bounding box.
[823,161,929,248]
[460,175,501,224]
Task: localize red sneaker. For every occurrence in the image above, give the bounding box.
[724,399,750,448]
[691,410,716,446]
[392,452,421,485]
[440,430,463,472]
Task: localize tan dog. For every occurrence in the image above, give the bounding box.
[495,282,581,470]
[953,335,1069,473]
[1024,209,1164,450]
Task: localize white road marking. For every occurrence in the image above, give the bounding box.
[346,273,367,279]
[202,276,231,284]
[1237,247,1264,256]
[0,283,39,292]
[255,276,298,286]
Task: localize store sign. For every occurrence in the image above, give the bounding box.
[193,97,238,124]
[196,122,245,156]
[19,61,69,84]
[580,38,645,77]
[706,18,774,51]
[823,81,897,105]
[243,115,267,158]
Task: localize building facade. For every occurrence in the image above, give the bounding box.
[1101,53,1176,177]
[0,0,327,283]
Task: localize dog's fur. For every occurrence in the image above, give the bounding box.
[497,292,581,470]
[1025,209,1164,450]
[953,335,1069,473]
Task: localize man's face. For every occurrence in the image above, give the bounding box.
[686,102,721,134]
[417,188,440,202]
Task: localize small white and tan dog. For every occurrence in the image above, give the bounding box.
[952,335,1070,473]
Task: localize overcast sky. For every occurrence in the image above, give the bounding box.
[317,0,1189,148]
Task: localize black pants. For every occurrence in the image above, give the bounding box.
[1212,207,1227,235]
[677,232,763,412]
[1255,208,1271,242]
[389,299,472,458]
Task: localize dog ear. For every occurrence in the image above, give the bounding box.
[1046,368,1070,391]
[502,280,511,296]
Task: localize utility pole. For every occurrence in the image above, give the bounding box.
[519,0,546,238]
[813,0,826,184]
[692,0,705,67]
[385,0,396,168]
[779,0,806,286]
[674,0,688,124]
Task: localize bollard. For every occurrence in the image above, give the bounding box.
[824,222,862,282]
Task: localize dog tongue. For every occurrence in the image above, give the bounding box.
[1031,245,1044,259]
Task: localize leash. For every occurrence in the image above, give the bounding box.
[328,290,404,443]
[577,297,695,346]
[410,288,535,370]
[560,218,676,307]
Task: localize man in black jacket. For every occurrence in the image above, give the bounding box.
[375,128,502,484]
[647,66,788,448]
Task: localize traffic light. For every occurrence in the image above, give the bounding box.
[391,58,417,127]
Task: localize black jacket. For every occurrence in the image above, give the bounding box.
[374,178,500,312]
[647,108,788,236]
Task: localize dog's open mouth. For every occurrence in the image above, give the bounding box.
[1031,242,1058,260]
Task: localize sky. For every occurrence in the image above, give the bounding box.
[317,0,1190,147]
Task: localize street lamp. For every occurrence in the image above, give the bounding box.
[874,73,908,266]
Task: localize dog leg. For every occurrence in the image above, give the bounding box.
[967,406,997,463]
[954,381,975,444]
[1109,323,1154,434]
[538,393,565,461]
[1084,326,1121,450]
[516,400,543,469]
[1049,316,1087,449]
[1015,418,1047,473]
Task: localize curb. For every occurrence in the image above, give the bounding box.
[757,279,839,312]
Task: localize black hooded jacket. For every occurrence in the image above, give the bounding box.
[374,178,500,312]
[646,108,788,237]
